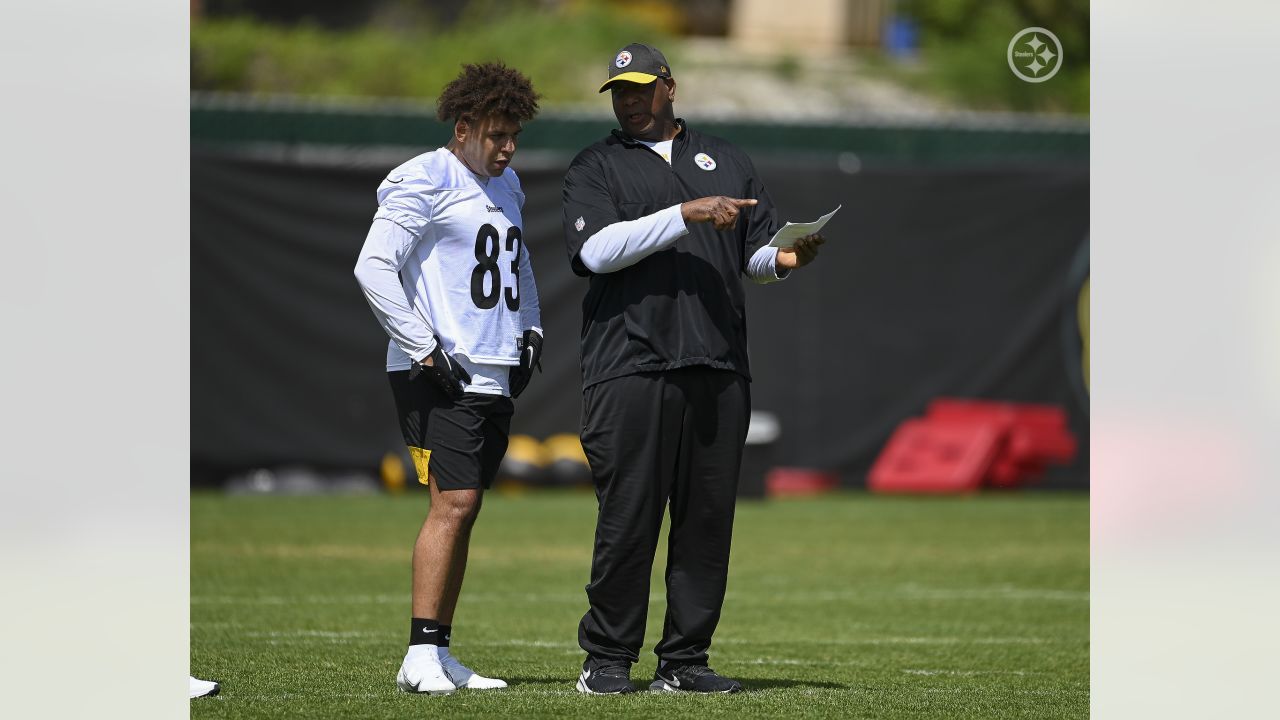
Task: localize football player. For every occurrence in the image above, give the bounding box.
[354,62,543,694]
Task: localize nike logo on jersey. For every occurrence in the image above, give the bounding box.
[486,205,504,213]
[387,177,404,184]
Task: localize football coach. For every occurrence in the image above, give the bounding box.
[562,42,824,695]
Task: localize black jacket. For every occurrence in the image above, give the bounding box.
[562,120,780,388]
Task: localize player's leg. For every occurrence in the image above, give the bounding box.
[435,503,476,624]
[576,373,679,694]
[434,393,512,690]
[651,368,749,693]
[389,369,466,695]
[414,480,482,621]
[399,479,479,694]
[431,394,507,622]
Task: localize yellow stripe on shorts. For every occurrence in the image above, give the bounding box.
[408,446,432,485]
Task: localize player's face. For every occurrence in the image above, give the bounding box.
[455,114,523,177]
[611,78,676,141]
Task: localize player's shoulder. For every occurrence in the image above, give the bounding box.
[379,148,468,195]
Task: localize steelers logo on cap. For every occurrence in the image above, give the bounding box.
[694,152,717,171]
[615,51,633,68]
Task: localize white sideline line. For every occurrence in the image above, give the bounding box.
[896,585,1088,602]
[230,689,590,700]
[902,669,1043,676]
[743,587,1087,603]
[205,624,1061,649]
[486,639,579,649]
[192,585,1085,607]
[245,631,384,639]
[741,657,871,667]
[224,686,1083,701]
[223,693,386,701]
[920,687,1089,696]
[192,592,588,605]
[738,659,1049,674]
[221,630,584,651]
[192,594,403,605]
[718,636,1052,646]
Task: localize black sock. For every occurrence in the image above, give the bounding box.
[439,624,452,649]
[409,617,440,646]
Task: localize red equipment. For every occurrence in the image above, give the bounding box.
[765,467,841,497]
[868,398,1078,493]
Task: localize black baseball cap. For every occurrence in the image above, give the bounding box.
[598,43,672,93]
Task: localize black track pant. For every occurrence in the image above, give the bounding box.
[577,366,750,665]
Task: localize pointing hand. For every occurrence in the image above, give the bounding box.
[681,197,758,231]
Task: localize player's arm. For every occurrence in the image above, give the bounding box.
[354,211,472,398]
[576,196,758,274]
[577,205,690,274]
[739,161,822,283]
[745,244,788,284]
[506,171,543,340]
[354,174,442,361]
[739,159,785,284]
[563,150,707,275]
[508,181,543,399]
[516,230,543,340]
[564,149,758,274]
[353,215,438,361]
[744,233,823,282]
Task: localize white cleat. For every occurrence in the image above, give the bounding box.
[439,650,508,690]
[397,652,456,695]
[189,675,220,699]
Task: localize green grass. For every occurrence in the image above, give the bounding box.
[192,490,1088,719]
[191,5,672,104]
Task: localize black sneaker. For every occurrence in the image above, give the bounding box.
[576,657,636,695]
[650,662,743,693]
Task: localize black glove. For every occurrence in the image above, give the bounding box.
[508,329,543,399]
[410,337,471,400]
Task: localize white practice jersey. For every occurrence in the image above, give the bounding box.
[354,147,542,394]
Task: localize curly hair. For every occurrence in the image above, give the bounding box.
[436,62,541,124]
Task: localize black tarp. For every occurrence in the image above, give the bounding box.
[192,151,1088,487]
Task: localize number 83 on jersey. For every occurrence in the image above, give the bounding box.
[470,223,522,311]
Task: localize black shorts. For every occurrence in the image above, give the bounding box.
[388,370,514,491]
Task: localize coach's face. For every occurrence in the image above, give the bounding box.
[454,114,522,177]
[611,78,676,141]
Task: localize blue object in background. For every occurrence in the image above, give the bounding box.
[883,15,919,60]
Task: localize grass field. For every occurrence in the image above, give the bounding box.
[191,490,1088,719]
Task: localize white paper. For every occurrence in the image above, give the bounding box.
[767,205,841,248]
